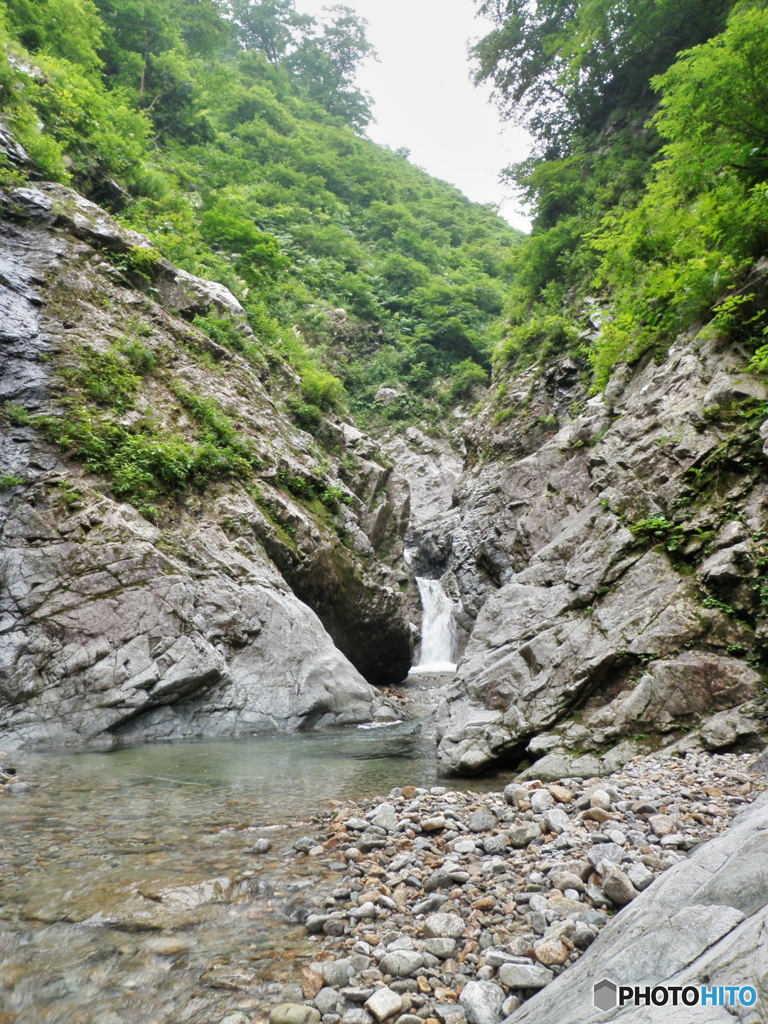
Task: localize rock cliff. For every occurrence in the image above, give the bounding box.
[418,322,768,773]
[0,157,412,747]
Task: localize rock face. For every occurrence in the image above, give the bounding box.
[0,166,411,747]
[509,790,768,1024]
[424,334,768,773]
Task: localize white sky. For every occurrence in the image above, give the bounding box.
[293,0,533,231]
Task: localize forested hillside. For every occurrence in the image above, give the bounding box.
[0,0,521,434]
[473,0,768,394]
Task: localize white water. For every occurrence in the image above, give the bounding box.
[412,576,456,674]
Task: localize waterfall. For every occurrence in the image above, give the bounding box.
[412,577,456,674]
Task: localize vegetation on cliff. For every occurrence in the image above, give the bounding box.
[0,0,521,435]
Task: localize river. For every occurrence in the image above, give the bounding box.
[0,725,509,1024]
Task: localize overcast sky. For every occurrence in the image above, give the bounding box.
[293,0,533,231]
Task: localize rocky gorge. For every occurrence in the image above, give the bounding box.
[3,111,768,1023]
[0,141,415,748]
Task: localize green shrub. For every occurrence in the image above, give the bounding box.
[300,366,346,411]
[2,402,31,426]
[287,396,324,433]
[495,314,579,367]
[320,484,353,512]
[450,358,489,398]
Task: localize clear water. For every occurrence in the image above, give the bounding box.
[0,727,509,1024]
[414,578,456,673]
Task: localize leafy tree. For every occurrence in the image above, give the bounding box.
[227,0,313,62]
[289,5,375,130]
[473,0,733,157]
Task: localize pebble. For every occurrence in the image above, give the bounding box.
[267,751,763,1023]
[589,789,612,811]
[459,980,505,1024]
[270,1005,322,1024]
[365,988,403,1022]
[423,913,465,939]
[497,962,553,989]
[599,863,637,906]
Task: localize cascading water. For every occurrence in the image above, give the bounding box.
[412,576,457,674]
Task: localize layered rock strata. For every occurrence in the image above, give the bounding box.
[0,171,411,747]
[420,333,768,772]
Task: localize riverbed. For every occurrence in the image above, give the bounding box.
[0,726,508,1024]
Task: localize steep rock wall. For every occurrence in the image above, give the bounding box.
[0,169,411,747]
[418,328,768,773]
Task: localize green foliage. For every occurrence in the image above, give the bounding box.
[0,0,521,432]
[105,245,162,283]
[629,515,684,552]
[320,483,352,512]
[0,474,24,489]
[495,312,579,368]
[286,396,323,433]
[64,345,142,412]
[449,359,489,398]
[473,0,731,156]
[114,336,156,373]
[2,402,32,426]
[299,365,345,411]
[589,7,768,381]
[476,0,768,393]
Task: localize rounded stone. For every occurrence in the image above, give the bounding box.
[270,1005,322,1024]
[590,790,612,811]
[423,913,465,939]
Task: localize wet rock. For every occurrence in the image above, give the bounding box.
[315,989,343,1015]
[303,969,326,999]
[252,838,273,854]
[315,960,356,988]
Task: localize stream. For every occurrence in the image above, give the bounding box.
[0,725,508,1024]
